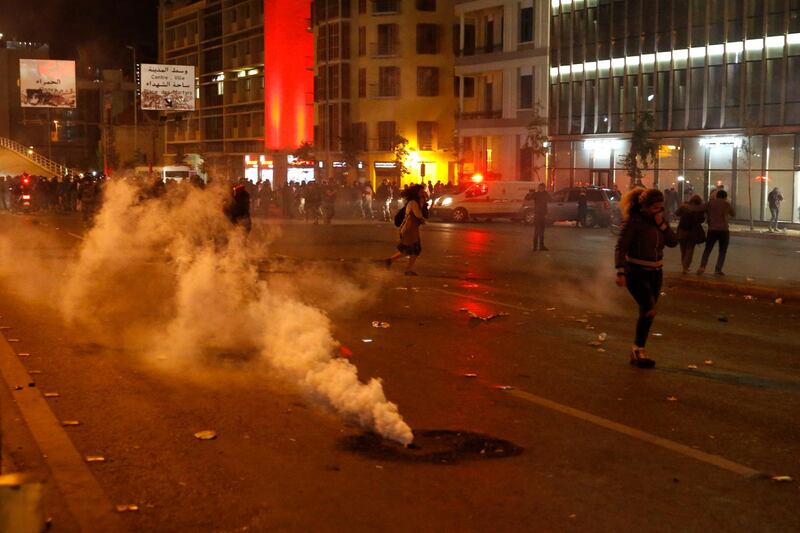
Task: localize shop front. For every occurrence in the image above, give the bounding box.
[550,133,800,225]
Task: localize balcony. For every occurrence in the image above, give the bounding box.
[459,42,504,57]
[372,0,400,15]
[370,41,400,58]
[458,110,502,120]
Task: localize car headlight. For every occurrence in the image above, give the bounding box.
[441,197,453,207]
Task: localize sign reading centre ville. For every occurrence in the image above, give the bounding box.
[140,64,196,111]
[19,59,76,108]
[264,0,313,151]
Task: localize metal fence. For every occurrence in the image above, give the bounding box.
[0,137,69,176]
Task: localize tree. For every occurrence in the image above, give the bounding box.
[292,141,315,163]
[619,111,658,190]
[392,135,411,178]
[339,131,362,181]
[739,124,759,231]
[523,101,550,182]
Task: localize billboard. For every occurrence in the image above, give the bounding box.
[140,64,196,111]
[20,59,77,108]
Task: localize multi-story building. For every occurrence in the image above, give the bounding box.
[160,0,266,178]
[313,0,458,187]
[455,0,551,182]
[550,0,800,225]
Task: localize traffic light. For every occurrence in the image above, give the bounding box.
[420,163,426,178]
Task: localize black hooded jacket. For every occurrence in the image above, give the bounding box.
[615,211,678,269]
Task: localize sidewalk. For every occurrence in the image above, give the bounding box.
[729,223,800,240]
[666,271,800,302]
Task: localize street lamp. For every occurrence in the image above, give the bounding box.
[125,45,138,160]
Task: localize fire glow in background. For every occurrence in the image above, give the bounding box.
[264,0,314,151]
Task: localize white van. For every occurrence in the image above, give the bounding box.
[430,181,537,222]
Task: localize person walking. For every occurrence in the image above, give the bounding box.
[376,179,392,221]
[675,194,706,274]
[576,191,588,228]
[615,188,677,368]
[385,184,427,276]
[698,189,735,276]
[529,183,550,251]
[767,187,784,232]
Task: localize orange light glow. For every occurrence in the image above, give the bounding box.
[471,174,484,183]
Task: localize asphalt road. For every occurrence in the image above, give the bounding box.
[1,211,799,533]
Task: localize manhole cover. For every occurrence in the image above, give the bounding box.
[340,429,523,465]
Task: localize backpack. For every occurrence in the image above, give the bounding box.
[393,204,406,227]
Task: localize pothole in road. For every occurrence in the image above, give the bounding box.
[340,429,523,465]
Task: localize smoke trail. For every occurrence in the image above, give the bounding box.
[54,179,413,445]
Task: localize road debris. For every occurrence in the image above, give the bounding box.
[466,311,509,322]
[771,475,794,483]
[61,421,81,426]
[575,318,589,323]
[463,373,478,378]
[717,314,729,322]
[775,298,783,305]
[653,332,663,337]
[371,321,391,329]
[666,396,678,402]
[687,364,698,369]
[43,392,60,398]
[115,504,139,513]
[588,341,603,347]
[0,326,11,330]
[194,430,217,440]
[546,307,556,311]
[13,385,22,391]
[338,345,353,358]
[746,277,755,282]
[85,456,106,463]
[597,348,607,353]
[598,333,608,341]
[17,352,30,357]
[744,295,754,300]
[361,339,373,343]
[704,360,714,366]
[7,338,20,343]
[28,370,42,375]
[494,385,513,391]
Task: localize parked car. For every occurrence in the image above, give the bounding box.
[520,186,616,227]
[430,180,536,222]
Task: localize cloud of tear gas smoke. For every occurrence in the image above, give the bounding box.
[43,179,412,445]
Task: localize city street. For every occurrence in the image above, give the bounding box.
[1,211,799,532]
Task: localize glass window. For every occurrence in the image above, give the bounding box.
[519,74,533,109]
[416,0,436,12]
[658,140,682,170]
[685,138,706,169]
[377,121,396,151]
[417,67,439,97]
[709,145,734,169]
[584,79,596,133]
[417,121,436,150]
[416,24,440,54]
[768,135,795,170]
[520,7,534,43]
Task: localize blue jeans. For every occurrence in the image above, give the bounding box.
[769,206,780,230]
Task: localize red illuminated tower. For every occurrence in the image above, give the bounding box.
[264,0,314,152]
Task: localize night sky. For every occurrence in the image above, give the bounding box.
[1,0,160,75]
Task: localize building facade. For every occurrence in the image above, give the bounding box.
[550,0,800,225]
[455,0,551,182]
[160,0,267,179]
[313,0,458,187]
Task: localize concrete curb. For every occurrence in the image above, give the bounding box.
[665,274,800,302]
[729,229,800,241]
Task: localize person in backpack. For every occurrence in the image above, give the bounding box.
[615,188,678,369]
[385,184,427,276]
[674,194,706,274]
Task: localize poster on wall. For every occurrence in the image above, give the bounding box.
[19,59,77,108]
[140,64,196,111]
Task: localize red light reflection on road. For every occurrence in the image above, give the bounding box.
[463,230,490,253]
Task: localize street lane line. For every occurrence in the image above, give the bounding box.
[0,339,124,531]
[66,232,84,241]
[433,287,763,477]
[507,388,761,477]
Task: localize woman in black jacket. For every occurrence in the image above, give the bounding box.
[615,188,678,368]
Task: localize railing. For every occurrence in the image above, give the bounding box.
[0,136,70,176]
[457,110,503,120]
[372,0,401,14]
[369,83,401,99]
[370,41,400,58]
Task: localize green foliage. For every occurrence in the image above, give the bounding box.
[619,111,658,189]
[524,101,550,181]
[292,141,315,162]
[393,135,410,176]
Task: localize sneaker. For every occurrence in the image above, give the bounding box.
[696,267,705,275]
[540,246,549,251]
[714,271,725,276]
[682,269,690,275]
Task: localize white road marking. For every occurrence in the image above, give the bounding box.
[434,286,762,477]
[0,339,123,530]
[66,232,85,241]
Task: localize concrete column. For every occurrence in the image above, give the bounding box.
[503,68,515,119]
[459,12,465,52]
[504,2,517,53]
